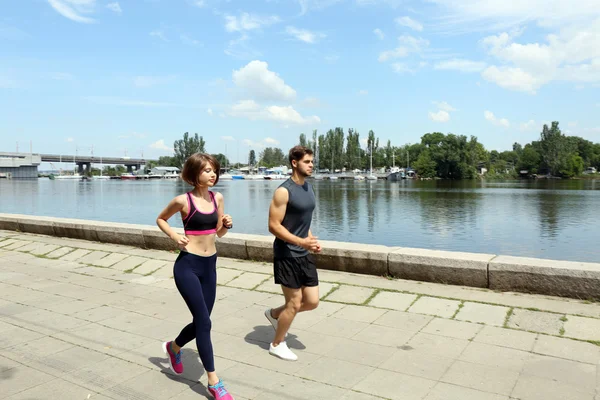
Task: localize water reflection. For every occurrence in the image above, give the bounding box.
[0,178,599,262]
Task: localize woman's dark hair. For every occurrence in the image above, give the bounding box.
[181,153,220,187]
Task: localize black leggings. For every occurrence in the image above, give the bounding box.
[173,251,217,372]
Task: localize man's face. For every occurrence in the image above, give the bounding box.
[294,154,314,177]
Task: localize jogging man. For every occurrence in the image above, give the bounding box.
[264,145,322,361]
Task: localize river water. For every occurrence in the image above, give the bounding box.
[1,178,599,262]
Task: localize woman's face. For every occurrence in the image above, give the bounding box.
[197,162,217,187]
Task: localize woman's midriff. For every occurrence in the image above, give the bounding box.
[182,234,217,256]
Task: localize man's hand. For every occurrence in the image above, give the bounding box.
[301,234,321,253]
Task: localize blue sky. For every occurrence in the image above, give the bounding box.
[1,0,599,163]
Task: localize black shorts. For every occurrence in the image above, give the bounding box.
[274,254,319,289]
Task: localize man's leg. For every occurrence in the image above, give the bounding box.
[272,285,302,346]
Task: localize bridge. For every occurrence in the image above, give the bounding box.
[0,152,158,178]
[39,153,156,174]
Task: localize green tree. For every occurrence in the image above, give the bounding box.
[248,150,256,166]
[212,153,229,168]
[174,132,206,167]
[539,122,571,176]
[414,150,436,178]
[560,154,584,178]
[299,133,307,147]
[518,145,541,173]
[259,147,287,168]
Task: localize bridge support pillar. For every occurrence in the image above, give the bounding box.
[77,162,91,175]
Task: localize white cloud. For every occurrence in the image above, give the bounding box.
[378,35,429,62]
[285,26,326,44]
[221,136,236,142]
[373,28,385,40]
[360,137,369,148]
[480,20,600,93]
[519,119,537,131]
[484,110,510,128]
[66,137,74,142]
[150,140,173,152]
[232,60,296,102]
[302,97,324,108]
[428,110,450,122]
[47,0,96,24]
[481,66,540,94]
[297,0,343,15]
[568,121,578,128]
[392,63,414,74]
[106,2,121,14]
[358,89,368,95]
[264,137,280,145]
[133,75,174,88]
[432,101,456,112]
[150,30,168,42]
[191,0,205,7]
[427,0,600,32]
[180,34,200,46]
[224,33,261,59]
[434,58,487,72]
[207,108,213,116]
[395,16,423,32]
[228,100,320,125]
[224,13,281,32]
[324,54,340,63]
[379,47,409,62]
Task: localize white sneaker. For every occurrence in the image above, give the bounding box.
[264,308,287,338]
[269,341,298,361]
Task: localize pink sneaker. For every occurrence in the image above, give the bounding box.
[162,341,183,375]
[208,380,234,400]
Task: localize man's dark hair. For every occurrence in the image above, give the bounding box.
[288,145,314,167]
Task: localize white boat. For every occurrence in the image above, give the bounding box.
[245,174,265,180]
[354,175,365,181]
[264,174,286,180]
[93,175,110,180]
[329,175,338,180]
[55,173,81,180]
[220,173,232,180]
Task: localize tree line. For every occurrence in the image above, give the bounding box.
[297,122,599,179]
[142,123,599,179]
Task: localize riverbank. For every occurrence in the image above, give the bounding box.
[1,213,599,301]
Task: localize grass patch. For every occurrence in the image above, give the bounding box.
[559,327,565,336]
[451,302,465,319]
[320,285,340,301]
[560,315,568,322]
[526,307,541,312]
[362,289,381,306]
[503,308,514,328]
[405,294,422,312]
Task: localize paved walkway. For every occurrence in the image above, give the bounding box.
[1,231,600,400]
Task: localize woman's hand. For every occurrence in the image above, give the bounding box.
[222,214,233,228]
[174,234,189,250]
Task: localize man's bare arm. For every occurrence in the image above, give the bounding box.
[268,188,319,251]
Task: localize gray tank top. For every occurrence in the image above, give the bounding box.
[273,178,316,258]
